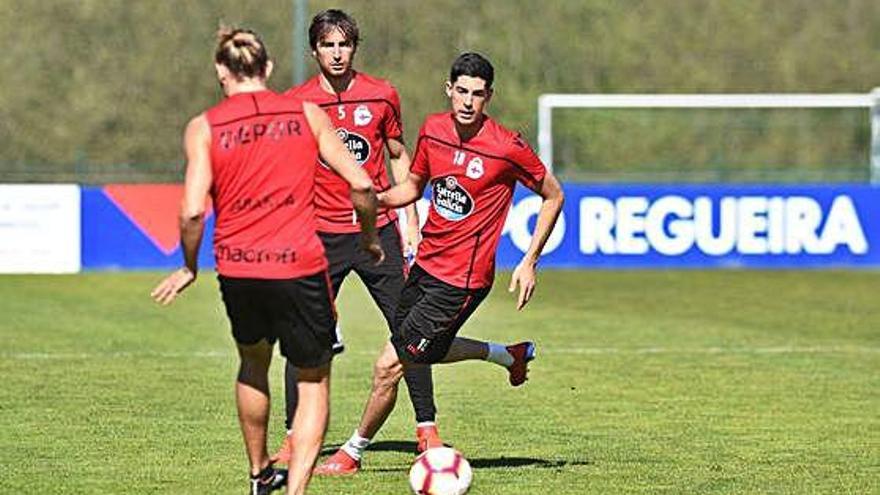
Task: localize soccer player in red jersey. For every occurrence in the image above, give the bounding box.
[272,9,446,466]
[149,27,381,495]
[316,52,564,473]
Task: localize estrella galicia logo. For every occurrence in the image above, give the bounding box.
[319,128,371,168]
[432,176,474,221]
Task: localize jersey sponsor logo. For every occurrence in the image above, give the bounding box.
[465,157,484,179]
[217,119,302,151]
[353,105,373,126]
[319,128,371,168]
[432,176,474,221]
[215,244,298,264]
[229,193,295,214]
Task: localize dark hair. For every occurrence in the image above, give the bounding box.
[308,9,359,50]
[449,52,495,88]
[214,27,270,80]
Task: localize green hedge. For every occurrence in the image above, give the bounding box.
[1,0,877,182]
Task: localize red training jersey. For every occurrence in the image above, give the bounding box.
[411,113,547,289]
[286,72,403,233]
[205,90,327,279]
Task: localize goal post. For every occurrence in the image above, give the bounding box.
[537,89,880,182]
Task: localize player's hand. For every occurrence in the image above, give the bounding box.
[402,220,421,265]
[508,261,537,311]
[361,235,386,265]
[150,267,196,306]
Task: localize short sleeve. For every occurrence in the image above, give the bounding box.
[410,125,430,178]
[382,86,404,140]
[507,133,547,191]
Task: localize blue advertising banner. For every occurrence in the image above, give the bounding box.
[82,185,215,270]
[495,184,879,268]
[81,183,880,270]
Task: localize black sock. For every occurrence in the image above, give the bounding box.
[404,364,436,423]
[284,361,298,430]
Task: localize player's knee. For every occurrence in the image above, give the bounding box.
[373,357,403,387]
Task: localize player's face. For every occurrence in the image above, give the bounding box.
[313,27,356,77]
[446,76,492,126]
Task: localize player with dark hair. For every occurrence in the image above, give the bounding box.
[271,8,437,464]
[315,51,565,474]
[150,26,382,495]
[274,11,535,474]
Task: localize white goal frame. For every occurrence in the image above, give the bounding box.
[537,89,880,182]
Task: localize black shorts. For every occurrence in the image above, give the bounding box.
[391,264,491,364]
[319,222,407,329]
[218,271,337,369]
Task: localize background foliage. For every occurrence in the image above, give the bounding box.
[1,0,878,182]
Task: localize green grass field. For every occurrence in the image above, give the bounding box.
[1,270,878,494]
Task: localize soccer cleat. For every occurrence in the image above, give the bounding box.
[505,341,536,386]
[269,434,292,465]
[248,465,287,495]
[416,424,444,453]
[313,449,360,476]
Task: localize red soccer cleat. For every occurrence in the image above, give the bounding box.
[416,424,445,453]
[506,341,536,386]
[313,449,360,476]
[269,434,292,465]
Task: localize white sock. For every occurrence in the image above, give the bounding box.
[417,421,436,429]
[341,429,371,461]
[486,343,514,367]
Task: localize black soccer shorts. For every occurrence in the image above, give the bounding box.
[319,222,407,330]
[391,264,491,364]
[218,271,337,369]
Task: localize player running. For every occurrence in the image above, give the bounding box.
[150,27,381,495]
[272,8,448,465]
[315,52,564,474]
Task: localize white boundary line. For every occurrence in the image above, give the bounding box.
[2,346,877,360]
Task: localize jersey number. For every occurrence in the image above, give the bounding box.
[337,105,346,120]
[453,150,466,166]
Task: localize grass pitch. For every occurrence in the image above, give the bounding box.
[1,270,877,494]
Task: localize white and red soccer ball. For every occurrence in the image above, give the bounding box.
[408,447,473,495]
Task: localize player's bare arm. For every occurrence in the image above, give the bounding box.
[151,114,212,305]
[386,137,421,255]
[304,101,384,263]
[508,172,564,310]
[377,172,427,209]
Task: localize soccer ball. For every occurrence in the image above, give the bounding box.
[408,447,473,495]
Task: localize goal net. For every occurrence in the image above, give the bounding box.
[537,92,880,183]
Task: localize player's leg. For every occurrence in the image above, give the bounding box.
[274,232,352,463]
[356,225,440,445]
[314,341,404,475]
[275,271,337,494]
[235,339,274,477]
[218,276,287,494]
[427,283,536,386]
[382,268,489,443]
[316,258,430,475]
[286,363,330,495]
[440,336,536,387]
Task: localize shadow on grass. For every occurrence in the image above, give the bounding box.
[321,442,592,472]
[321,440,419,456]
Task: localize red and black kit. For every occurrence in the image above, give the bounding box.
[286,72,404,234]
[287,72,410,327]
[205,90,336,366]
[392,112,547,364]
